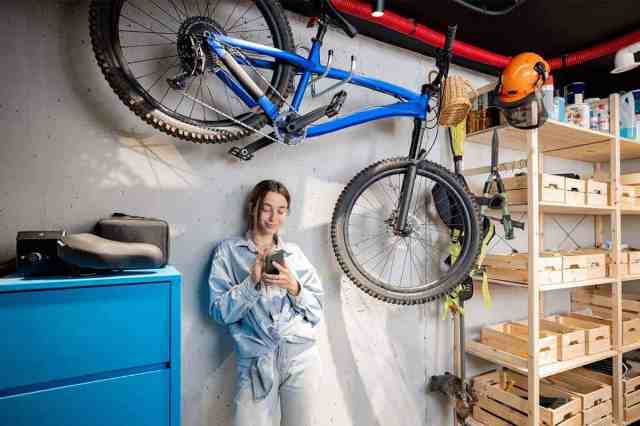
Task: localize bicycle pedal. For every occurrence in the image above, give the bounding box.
[228,146,253,161]
[326,90,347,117]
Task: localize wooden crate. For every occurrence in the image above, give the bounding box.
[568,312,640,347]
[484,252,563,284]
[609,251,629,276]
[571,288,640,345]
[515,320,586,361]
[545,315,611,354]
[561,252,590,283]
[630,250,640,275]
[494,174,566,204]
[621,172,640,186]
[585,179,609,207]
[544,370,612,426]
[481,322,559,365]
[572,367,640,424]
[473,370,582,426]
[572,249,608,280]
[621,185,640,209]
[565,177,587,206]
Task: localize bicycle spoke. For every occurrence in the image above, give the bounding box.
[227,14,263,32]
[120,15,177,44]
[189,76,204,118]
[145,0,182,25]
[123,41,177,48]
[127,1,180,34]
[370,237,402,278]
[145,61,179,92]
[227,28,272,35]
[127,54,179,65]
[222,2,241,30]
[180,0,191,17]
[166,0,187,20]
[227,2,256,32]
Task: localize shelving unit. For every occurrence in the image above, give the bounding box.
[463,93,640,426]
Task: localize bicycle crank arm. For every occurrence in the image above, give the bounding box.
[285,90,347,133]
[228,133,276,162]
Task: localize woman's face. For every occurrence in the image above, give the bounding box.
[256,191,289,236]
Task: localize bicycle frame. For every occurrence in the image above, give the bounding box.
[206,33,430,138]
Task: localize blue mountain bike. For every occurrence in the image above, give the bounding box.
[90,0,481,304]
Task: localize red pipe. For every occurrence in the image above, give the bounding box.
[332,0,640,70]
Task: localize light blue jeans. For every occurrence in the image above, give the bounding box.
[233,342,321,426]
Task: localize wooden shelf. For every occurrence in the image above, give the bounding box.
[622,340,640,353]
[509,203,616,215]
[620,137,640,161]
[475,276,616,291]
[622,208,640,215]
[622,275,640,282]
[466,340,616,378]
[466,120,613,162]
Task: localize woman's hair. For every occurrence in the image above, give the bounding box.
[246,180,291,231]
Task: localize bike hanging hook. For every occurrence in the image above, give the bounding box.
[310,53,356,98]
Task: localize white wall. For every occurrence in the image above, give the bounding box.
[0,1,602,425]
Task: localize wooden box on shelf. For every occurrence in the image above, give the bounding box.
[544,370,612,426]
[585,179,609,207]
[629,250,640,275]
[515,320,586,361]
[571,367,640,424]
[571,287,640,345]
[483,251,607,285]
[622,185,640,209]
[608,251,629,276]
[480,322,559,365]
[544,315,611,355]
[565,177,587,206]
[483,252,563,284]
[573,249,608,280]
[571,311,640,347]
[492,173,566,204]
[472,369,582,426]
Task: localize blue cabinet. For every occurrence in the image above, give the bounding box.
[0,267,181,426]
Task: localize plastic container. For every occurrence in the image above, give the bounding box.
[554,96,566,122]
[565,82,586,105]
[586,98,601,130]
[567,103,590,128]
[542,75,555,119]
[633,89,640,141]
[621,91,636,139]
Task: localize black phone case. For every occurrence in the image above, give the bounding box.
[264,250,285,275]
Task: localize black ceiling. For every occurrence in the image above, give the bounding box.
[283,0,640,98]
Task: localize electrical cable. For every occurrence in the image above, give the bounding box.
[450,0,526,16]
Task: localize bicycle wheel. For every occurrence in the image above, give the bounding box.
[331,158,481,305]
[90,0,295,143]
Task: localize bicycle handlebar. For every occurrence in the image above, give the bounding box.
[443,25,457,54]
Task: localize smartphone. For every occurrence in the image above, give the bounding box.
[263,249,285,275]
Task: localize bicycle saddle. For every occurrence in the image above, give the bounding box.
[317,0,358,38]
[58,233,164,270]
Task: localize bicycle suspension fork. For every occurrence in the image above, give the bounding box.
[394,85,429,234]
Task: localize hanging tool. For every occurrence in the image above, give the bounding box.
[478,129,525,240]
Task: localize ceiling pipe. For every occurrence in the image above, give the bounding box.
[331,0,640,71]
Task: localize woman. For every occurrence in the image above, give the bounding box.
[208,180,324,426]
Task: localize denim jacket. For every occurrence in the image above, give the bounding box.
[208,232,323,400]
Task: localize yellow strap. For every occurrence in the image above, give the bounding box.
[451,120,466,157]
[481,270,492,309]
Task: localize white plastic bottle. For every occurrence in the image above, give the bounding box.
[542,75,555,120]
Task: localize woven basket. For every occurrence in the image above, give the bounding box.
[438,76,476,127]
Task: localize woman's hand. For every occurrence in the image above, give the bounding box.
[262,261,300,296]
[251,247,269,283]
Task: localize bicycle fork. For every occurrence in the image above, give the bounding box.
[394,110,427,235]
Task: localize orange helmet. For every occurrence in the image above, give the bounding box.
[495,52,550,129]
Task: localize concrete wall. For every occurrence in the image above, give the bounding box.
[0,1,602,425]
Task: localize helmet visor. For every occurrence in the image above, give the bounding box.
[500,91,548,130]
